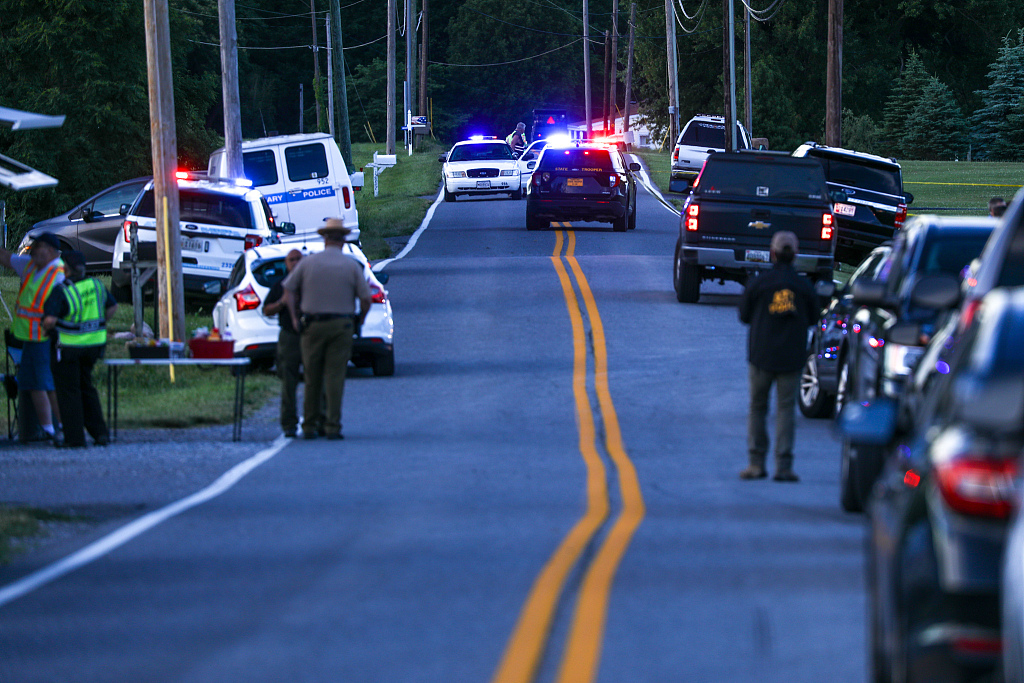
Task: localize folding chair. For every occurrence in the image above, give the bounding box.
[3,329,21,440]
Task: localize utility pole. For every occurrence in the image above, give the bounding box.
[143,0,185,342]
[330,0,353,171]
[603,30,611,134]
[404,0,413,152]
[611,0,618,129]
[418,0,428,124]
[584,0,592,138]
[310,0,321,131]
[218,0,242,178]
[386,0,396,155]
[665,0,679,145]
[722,0,737,152]
[299,83,304,133]
[826,0,843,146]
[326,14,334,138]
[623,1,636,147]
[744,5,752,135]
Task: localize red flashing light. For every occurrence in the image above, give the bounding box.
[175,171,190,180]
[936,457,1017,519]
[546,116,556,124]
[895,203,908,228]
[234,284,261,311]
[608,174,619,187]
[960,298,983,330]
[685,203,699,231]
[904,470,920,487]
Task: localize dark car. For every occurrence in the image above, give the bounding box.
[792,142,913,266]
[525,142,639,232]
[799,245,891,419]
[963,187,1024,325]
[839,215,997,512]
[843,286,1024,683]
[23,177,150,272]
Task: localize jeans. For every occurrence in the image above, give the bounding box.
[747,363,799,470]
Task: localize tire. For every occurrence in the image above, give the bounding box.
[510,188,523,200]
[840,438,863,512]
[835,355,850,417]
[856,445,885,507]
[673,242,700,303]
[444,187,455,202]
[628,201,637,230]
[799,351,836,418]
[612,214,627,232]
[526,214,544,231]
[372,351,395,377]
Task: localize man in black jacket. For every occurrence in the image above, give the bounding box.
[738,231,817,482]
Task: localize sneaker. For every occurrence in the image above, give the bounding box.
[94,435,110,446]
[50,429,65,448]
[739,465,767,480]
[773,470,800,482]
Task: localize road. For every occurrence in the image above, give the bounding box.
[0,179,866,682]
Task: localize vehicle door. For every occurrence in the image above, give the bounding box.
[75,179,148,270]
[242,147,289,225]
[281,140,343,229]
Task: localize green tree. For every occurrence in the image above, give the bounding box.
[841,109,880,155]
[878,52,930,157]
[901,77,969,160]
[970,29,1024,161]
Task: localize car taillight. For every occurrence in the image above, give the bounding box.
[244,234,263,250]
[685,203,699,231]
[370,284,386,304]
[122,220,137,243]
[895,202,907,228]
[936,457,1017,519]
[233,284,261,312]
[960,298,983,330]
[672,148,679,162]
[342,186,351,209]
[822,213,834,240]
[608,174,619,187]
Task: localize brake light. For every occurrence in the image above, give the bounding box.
[370,284,386,304]
[895,202,907,228]
[673,148,679,162]
[960,298,983,330]
[342,186,351,209]
[244,234,263,250]
[936,457,1017,518]
[233,284,261,311]
[685,203,699,231]
[122,220,137,243]
[175,170,190,180]
[822,213,834,240]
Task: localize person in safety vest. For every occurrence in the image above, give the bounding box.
[506,122,526,157]
[42,250,117,448]
[0,232,65,443]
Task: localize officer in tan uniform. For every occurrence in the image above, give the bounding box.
[282,219,372,440]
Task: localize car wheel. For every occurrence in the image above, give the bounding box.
[612,214,627,232]
[673,243,700,303]
[840,438,863,513]
[510,188,523,200]
[835,355,850,417]
[628,201,637,230]
[799,351,835,418]
[527,213,545,231]
[444,187,455,202]
[372,351,395,377]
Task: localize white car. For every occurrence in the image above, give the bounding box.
[515,139,549,192]
[438,137,521,202]
[211,236,395,376]
[669,114,752,192]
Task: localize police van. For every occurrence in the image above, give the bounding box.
[208,133,359,241]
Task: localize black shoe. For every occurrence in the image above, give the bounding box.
[739,465,767,480]
[773,469,800,482]
[302,431,318,440]
[283,429,297,438]
[94,435,110,446]
[325,432,344,441]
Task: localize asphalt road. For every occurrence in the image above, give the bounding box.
[0,177,866,683]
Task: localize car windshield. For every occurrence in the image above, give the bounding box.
[538,148,614,172]
[820,157,902,196]
[918,231,993,279]
[697,160,826,200]
[135,189,253,230]
[449,143,514,162]
[678,121,743,148]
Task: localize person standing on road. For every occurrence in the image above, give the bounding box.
[283,219,371,440]
[507,122,527,157]
[42,250,116,448]
[0,232,65,443]
[990,196,1007,217]
[263,248,304,438]
[738,231,817,482]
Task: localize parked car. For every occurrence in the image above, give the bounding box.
[22,177,150,273]
[210,238,394,375]
[515,139,548,192]
[111,173,292,300]
[525,141,639,232]
[669,114,752,193]
[792,142,913,266]
[839,215,997,511]
[844,286,1024,683]
[438,137,521,202]
[799,245,891,419]
[962,187,1024,326]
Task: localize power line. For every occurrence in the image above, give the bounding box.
[186,33,386,51]
[430,38,583,67]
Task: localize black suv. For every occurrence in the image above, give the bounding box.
[838,215,997,511]
[792,142,913,266]
[525,142,640,232]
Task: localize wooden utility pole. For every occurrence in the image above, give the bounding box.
[665,0,678,145]
[404,0,416,152]
[584,0,592,138]
[611,0,618,127]
[299,83,304,133]
[218,0,242,178]
[329,0,353,171]
[143,0,184,342]
[386,0,396,154]
[623,1,636,147]
[826,0,843,146]
[603,30,611,133]
[418,0,428,122]
[310,0,321,131]
[722,0,737,152]
[744,5,752,135]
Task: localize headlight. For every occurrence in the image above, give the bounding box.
[883,342,925,377]
[448,171,466,178]
[500,170,517,177]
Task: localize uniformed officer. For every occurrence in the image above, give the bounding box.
[738,231,817,482]
[263,248,304,438]
[282,219,372,440]
[42,250,117,448]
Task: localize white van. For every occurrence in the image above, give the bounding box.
[208,133,359,241]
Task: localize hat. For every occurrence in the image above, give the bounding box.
[62,250,86,270]
[770,231,799,254]
[317,217,351,238]
[30,232,60,251]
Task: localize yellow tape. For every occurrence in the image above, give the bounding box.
[904,181,1023,187]
[162,195,175,384]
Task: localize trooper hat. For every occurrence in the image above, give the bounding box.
[317,217,351,238]
[29,232,60,252]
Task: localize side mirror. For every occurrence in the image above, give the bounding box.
[829,189,848,203]
[374,271,390,285]
[522,152,535,161]
[904,192,914,205]
[629,162,641,172]
[81,208,95,223]
[851,279,889,307]
[838,398,897,446]
[277,222,296,235]
[910,274,960,310]
[119,203,131,216]
[437,154,447,163]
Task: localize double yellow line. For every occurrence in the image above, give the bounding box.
[491,228,646,683]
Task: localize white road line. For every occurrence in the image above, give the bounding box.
[372,188,445,272]
[0,435,291,609]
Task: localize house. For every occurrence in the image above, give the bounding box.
[567,113,660,149]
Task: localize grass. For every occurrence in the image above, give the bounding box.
[0,505,78,564]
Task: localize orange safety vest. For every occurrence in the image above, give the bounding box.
[14,260,64,341]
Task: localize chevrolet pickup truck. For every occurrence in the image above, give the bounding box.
[672,151,839,303]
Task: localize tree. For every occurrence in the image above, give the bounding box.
[971,29,1024,161]
[878,52,930,157]
[901,77,968,160]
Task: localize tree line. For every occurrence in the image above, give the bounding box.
[1,0,1022,239]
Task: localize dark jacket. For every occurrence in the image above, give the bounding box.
[739,261,816,373]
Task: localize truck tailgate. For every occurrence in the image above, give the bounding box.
[689,198,832,255]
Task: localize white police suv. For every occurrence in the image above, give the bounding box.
[438,137,521,202]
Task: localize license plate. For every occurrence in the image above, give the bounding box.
[476,180,491,189]
[834,202,856,216]
[745,249,771,263]
[182,237,204,252]
[567,178,584,187]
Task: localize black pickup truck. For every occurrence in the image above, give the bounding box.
[673,151,838,303]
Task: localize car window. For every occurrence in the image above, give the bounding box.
[449,143,514,162]
[284,143,329,181]
[996,228,1024,288]
[252,257,289,288]
[226,256,247,289]
[242,150,279,188]
[134,189,254,230]
[259,196,275,230]
[818,157,902,196]
[697,160,826,200]
[918,232,992,279]
[93,182,146,216]
[678,121,743,148]
[848,250,888,286]
[538,148,614,172]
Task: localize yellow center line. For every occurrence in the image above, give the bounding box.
[490,229,610,683]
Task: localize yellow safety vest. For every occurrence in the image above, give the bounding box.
[14,261,64,341]
[55,278,108,347]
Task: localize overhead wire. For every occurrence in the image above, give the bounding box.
[430,38,583,67]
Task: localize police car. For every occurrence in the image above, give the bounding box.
[438,137,521,202]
